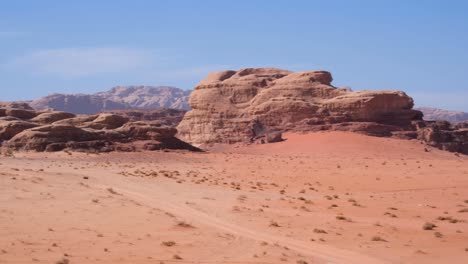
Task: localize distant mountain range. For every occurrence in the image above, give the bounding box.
[30,86,191,114]
[416,107,468,123]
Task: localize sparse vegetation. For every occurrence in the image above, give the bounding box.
[269,220,280,227]
[161,241,176,247]
[106,187,120,195]
[313,228,327,234]
[173,254,183,260]
[176,221,194,228]
[55,258,69,264]
[371,235,387,242]
[422,222,436,230]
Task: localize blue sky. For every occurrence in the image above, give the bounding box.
[1,0,467,111]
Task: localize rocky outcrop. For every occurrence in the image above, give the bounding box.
[178,68,421,144]
[0,104,199,153]
[103,109,186,127]
[178,67,467,154]
[30,86,191,114]
[414,121,468,154]
[416,107,468,124]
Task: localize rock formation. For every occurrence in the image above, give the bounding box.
[102,109,186,127]
[416,107,468,124]
[30,86,191,114]
[178,68,421,144]
[0,104,199,153]
[177,68,467,154]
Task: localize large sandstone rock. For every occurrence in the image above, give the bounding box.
[178,68,422,145]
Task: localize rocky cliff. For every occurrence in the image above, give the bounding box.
[177,68,467,154]
[30,86,191,114]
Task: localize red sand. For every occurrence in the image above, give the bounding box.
[1,131,467,263]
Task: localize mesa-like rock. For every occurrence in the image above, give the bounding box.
[0,106,199,153]
[177,68,467,154]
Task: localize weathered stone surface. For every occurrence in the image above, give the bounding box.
[103,109,186,127]
[117,121,176,140]
[0,120,38,141]
[52,115,99,126]
[82,114,129,129]
[178,68,422,145]
[30,111,76,124]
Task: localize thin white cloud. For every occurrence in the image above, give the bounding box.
[6,47,154,78]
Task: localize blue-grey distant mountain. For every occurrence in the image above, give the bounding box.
[416,107,468,124]
[30,86,191,114]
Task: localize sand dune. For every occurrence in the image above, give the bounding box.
[1,132,467,263]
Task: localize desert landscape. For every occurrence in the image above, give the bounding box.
[2,2,468,263]
[1,132,467,264]
[1,68,468,264]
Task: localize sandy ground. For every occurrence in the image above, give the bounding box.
[0,131,467,264]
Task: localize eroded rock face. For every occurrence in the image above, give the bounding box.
[178,68,422,145]
[0,104,199,153]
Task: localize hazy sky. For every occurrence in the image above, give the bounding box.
[1,0,467,111]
